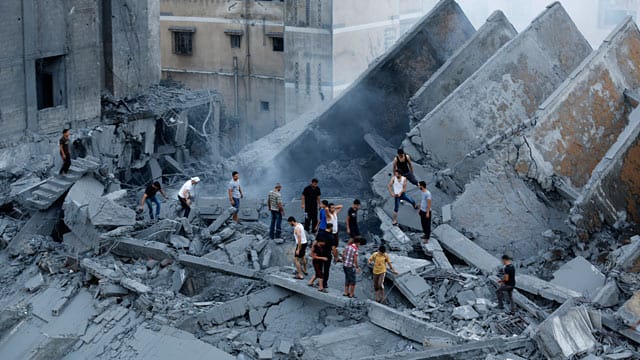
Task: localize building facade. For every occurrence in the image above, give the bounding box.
[0,0,160,138]
[159,0,436,146]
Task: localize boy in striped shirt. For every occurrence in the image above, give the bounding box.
[342,238,361,298]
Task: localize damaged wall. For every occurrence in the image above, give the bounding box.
[520,18,640,191]
[409,2,592,168]
[408,10,517,127]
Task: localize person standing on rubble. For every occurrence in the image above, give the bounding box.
[342,238,361,298]
[418,181,432,242]
[301,179,321,232]
[393,148,418,186]
[316,223,337,291]
[177,177,200,218]
[59,129,72,175]
[267,183,284,239]
[368,245,398,303]
[327,203,343,243]
[228,171,244,223]
[138,181,168,220]
[288,216,308,280]
[308,233,329,291]
[346,199,362,242]
[496,254,516,315]
[388,170,419,226]
[318,200,329,233]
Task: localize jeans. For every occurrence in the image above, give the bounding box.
[178,196,191,218]
[269,210,282,239]
[232,197,240,211]
[145,196,161,219]
[496,284,515,312]
[393,193,416,212]
[419,210,431,239]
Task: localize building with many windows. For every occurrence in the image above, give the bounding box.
[160,0,436,146]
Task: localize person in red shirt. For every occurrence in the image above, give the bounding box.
[342,238,361,298]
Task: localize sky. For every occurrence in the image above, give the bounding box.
[451,0,639,47]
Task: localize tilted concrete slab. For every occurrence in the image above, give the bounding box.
[367,300,460,344]
[198,197,260,221]
[410,2,592,168]
[521,19,640,191]
[408,10,517,126]
[107,237,175,261]
[392,273,431,307]
[264,270,361,308]
[225,0,475,181]
[571,105,640,236]
[551,256,606,298]
[421,238,455,271]
[7,206,60,257]
[178,254,260,280]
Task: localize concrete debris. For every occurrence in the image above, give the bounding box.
[88,196,136,226]
[169,234,190,249]
[551,256,606,298]
[24,272,45,292]
[534,299,599,359]
[613,236,640,271]
[452,305,480,320]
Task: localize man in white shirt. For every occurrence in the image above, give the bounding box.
[288,216,308,280]
[178,177,200,218]
[228,171,244,223]
[387,170,418,226]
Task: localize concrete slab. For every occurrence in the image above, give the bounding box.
[132,219,181,242]
[364,133,397,164]
[7,206,60,257]
[393,273,431,307]
[198,197,260,221]
[534,299,598,359]
[88,196,136,227]
[264,271,360,308]
[616,291,640,326]
[178,254,260,279]
[421,238,454,271]
[385,254,431,280]
[551,256,606,298]
[108,237,174,261]
[432,224,501,274]
[127,325,234,360]
[367,300,459,344]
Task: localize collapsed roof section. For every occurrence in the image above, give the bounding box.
[408,2,592,169]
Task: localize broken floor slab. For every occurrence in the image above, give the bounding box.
[178,254,260,279]
[551,256,606,299]
[198,197,260,221]
[264,270,360,308]
[107,237,174,261]
[7,206,60,257]
[534,299,599,359]
[367,300,459,344]
[421,238,454,271]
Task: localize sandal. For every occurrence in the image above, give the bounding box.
[342,293,349,297]
[318,288,328,293]
[293,275,304,280]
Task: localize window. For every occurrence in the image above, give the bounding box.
[230,34,242,48]
[35,56,66,110]
[169,27,196,56]
[260,101,270,112]
[272,37,284,52]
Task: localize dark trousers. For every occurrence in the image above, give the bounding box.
[401,171,418,186]
[419,210,431,239]
[269,210,282,239]
[322,258,332,288]
[59,155,71,174]
[304,209,318,232]
[178,196,191,218]
[496,284,515,311]
[145,196,161,219]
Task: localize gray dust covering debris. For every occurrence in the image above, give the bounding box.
[3,1,640,360]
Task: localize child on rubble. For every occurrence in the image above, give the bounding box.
[368,245,398,303]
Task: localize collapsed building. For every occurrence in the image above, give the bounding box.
[3,0,640,359]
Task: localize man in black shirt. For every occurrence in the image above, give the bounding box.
[301,178,321,232]
[59,129,71,175]
[138,181,168,220]
[316,223,340,291]
[496,254,516,315]
[346,199,361,241]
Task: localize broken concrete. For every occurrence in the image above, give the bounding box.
[179,254,260,280]
[88,196,136,227]
[551,256,606,298]
[108,237,174,261]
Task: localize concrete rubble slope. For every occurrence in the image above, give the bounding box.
[520,18,640,192]
[410,2,592,168]
[551,255,606,298]
[225,0,475,181]
[408,10,517,127]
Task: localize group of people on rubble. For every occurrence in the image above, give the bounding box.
[59,130,516,311]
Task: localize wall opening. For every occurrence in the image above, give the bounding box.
[170,27,196,56]
[35,55,66,110]
[260,101,270,111]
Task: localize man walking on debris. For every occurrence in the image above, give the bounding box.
[393,148,418,186]
[288,216,308,280]
[368,245,398,303]
[308,234,328,291]
[138,181,168,220]
[177,177,200,218]
[268,183,284,239]
[346,199,362,242]
[59,129,72,175]
[388,170,419,226]
[228,171,244,223]
[496,254,516,315]
[418,181,432,242]
[342,238,360,298]
[302,178,321,232]
[316,223,338,291]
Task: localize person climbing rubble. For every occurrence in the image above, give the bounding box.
[301,178,322,232]
[418,181,432,242]
[228,171,244,223]
[177,176,200,218]
[59,128,72,175]
[288,216,308,280]
[387,170,418,226]
[393,148,418,186]
[267,183,284,239]
[138,181,168,220]
[368,245,398,303]
[496,254,516,315]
